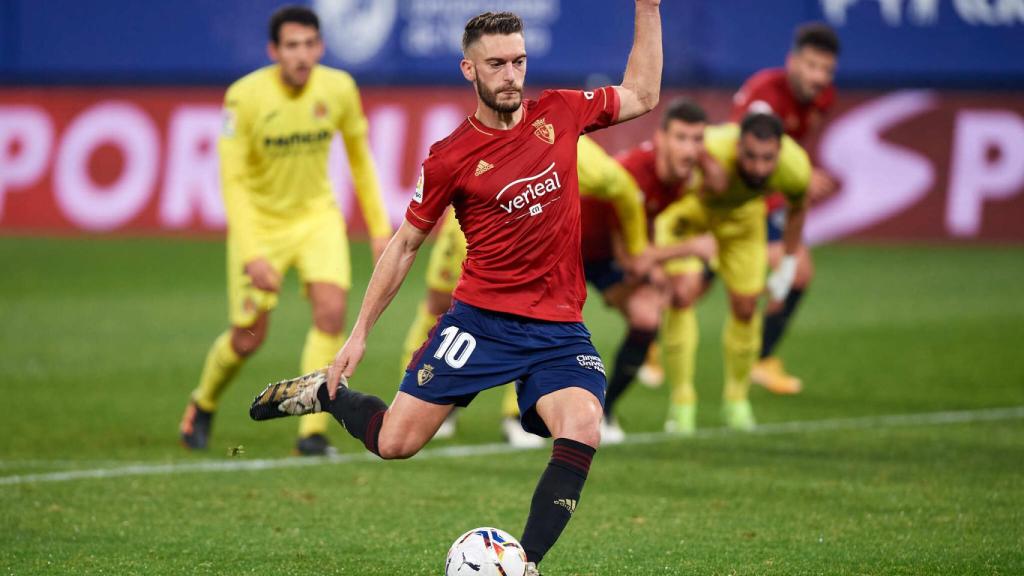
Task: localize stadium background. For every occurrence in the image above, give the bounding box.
[2,2,1023,575]
[2,0,1023,242]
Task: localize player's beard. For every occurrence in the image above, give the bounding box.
[738,167,769,190]
[476,78,523,115]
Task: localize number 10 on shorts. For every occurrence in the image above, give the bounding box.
[434,326,477,369]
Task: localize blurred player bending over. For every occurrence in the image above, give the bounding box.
[731,22,841,394]
[656,113,810,434]
[180,6,392,455]
[597,98,723,438]
[250,5,662,572]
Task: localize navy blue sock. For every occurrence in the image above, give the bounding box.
[317,385,387,456]
[761,288,805,358]
[521,438,596,564]
[604,328,657,416]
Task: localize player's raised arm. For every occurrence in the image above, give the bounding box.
[614,0,663,124]
[327,220,429,396]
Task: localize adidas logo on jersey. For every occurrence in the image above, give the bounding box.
[475,159,494,176]
[553,498,577,514]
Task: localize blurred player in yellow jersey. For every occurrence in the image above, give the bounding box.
[655,113,810,434]
[400,135,713,446]
[179,6,392,455]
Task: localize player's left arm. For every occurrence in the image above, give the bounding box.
[328,220,429,395]
[613,0,662,124]
[338,74,393,260]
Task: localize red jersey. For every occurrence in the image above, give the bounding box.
[406,87,620,322]
[579,197,619,262]
[580,141,683,262]
[732,68,835,210]
[731,68,835,143]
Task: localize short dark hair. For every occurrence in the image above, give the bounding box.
[660,98,707,130]
[793,22,840,55]
[462,12,524,53]
[269,5,320,44]
[740,112,784,142]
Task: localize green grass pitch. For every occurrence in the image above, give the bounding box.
[1,237,1022,575]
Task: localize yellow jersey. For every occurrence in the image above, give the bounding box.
[219,64,391,261]
[703,123,810,209]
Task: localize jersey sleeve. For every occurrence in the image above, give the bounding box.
[218,82,262,262]
[335,72,369,139]
[774,134,812,207]
[551,86,620,134]
[336,73,392,239]
[405,152,457,232]
[577,136,647,255]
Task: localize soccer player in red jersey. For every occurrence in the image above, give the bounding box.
[730,22,841,394]
[250,5,663,572]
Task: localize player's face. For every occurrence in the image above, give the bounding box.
[656,119,705,181]
[461,34,527,114]
[787,46,836,102]
[736,133,781,189]
[268,23,324,88]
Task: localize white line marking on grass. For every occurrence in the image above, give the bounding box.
[2,405,1022,486]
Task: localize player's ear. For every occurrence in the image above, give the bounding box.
[312,36,325,61]
[267,41,279,63]
[460,59,476,83]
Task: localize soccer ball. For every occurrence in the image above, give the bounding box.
[444,527,528,576]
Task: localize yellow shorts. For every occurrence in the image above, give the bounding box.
[227,210,351,327]
[424,210,467,294]
[654,195,767,296]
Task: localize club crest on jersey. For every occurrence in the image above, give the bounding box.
[417,364,434,386]
[532,118,555,144]
[475,159,494,176]
[313,101,328,119]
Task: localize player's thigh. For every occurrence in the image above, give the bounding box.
[715,203,768,298]
[226,233,287,328]
[425,212,467,294]
[295,212,351,293]
[377,391,455,459]
[655,195,711,294]
[534,387,603,448]
[667,272,704,309]
[625,282,663,331]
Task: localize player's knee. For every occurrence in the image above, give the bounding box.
[670,290,695,310]
[626,291,661,331]
[230,325,265,357]
[313,304,345,335]
[730,297,757,323]
[376,436,421,460]
[628,305,661,332]
[552,402,602,448]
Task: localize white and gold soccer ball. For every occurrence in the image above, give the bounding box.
[444,527,528,576]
